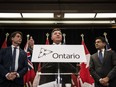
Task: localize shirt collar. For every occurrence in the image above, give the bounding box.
[53,42,62,45]
[98,48,105,53]
[11,45,19,49]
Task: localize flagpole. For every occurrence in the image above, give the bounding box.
[25,34,30,87]
[81,34,84,41]
[24,34,30,53]
[46,33,49,40]
[103,32,108,42]
[27,34,30,41]
[76,34,84,73]
[46,33,50,45]
[5,33,9,40]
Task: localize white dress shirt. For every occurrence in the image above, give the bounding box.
[98,49,105,58]
[11,45,19,71]
[53,42,62,45]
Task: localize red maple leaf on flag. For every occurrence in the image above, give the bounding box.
[79,40,94,86]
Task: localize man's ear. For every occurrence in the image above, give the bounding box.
[51,36,53,41]
[11,37,14,41]
[103,42,106,47]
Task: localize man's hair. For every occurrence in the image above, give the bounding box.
[51,28,62,35]
[10,31,23,41]
[95,36,106,43]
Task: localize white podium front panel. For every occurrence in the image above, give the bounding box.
[32,45,86,63]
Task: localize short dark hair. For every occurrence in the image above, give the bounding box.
[51,28,62,35]
[95,36,106,43]
[10,31,23,41]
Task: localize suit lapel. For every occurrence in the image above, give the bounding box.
[18,48,22,62]
[102,51,107,64]
[8,47,13,60]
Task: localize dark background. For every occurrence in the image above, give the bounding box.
[0,26,116,54]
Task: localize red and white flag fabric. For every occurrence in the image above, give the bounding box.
[24,37,36,87]
[1,38,7,48]
[71,74,81,87]
[33,34,50,87]
[1,33,9,48]
[46,38,49,45]
[33,63,41,87]
[79,40,94,87]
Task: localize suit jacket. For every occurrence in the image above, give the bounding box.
[89,50,116,87]
[40,63,76,85]
[0,46,28,85]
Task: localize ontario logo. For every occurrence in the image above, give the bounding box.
[38,48,80,59]
[38,48,53,58]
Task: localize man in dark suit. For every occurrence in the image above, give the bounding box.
[0,31,28,87]
[39,28,76,87]
[89,36,116,87]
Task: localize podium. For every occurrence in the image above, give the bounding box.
[32,45,86,87]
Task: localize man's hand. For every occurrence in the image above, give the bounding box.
[102,77,109,83]
[99,77,109,86]
[10,72,17,80]
[6,72,17,80]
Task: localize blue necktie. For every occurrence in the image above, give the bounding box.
[99,50,103,63]
[11,47,17,71]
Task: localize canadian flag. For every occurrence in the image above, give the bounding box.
[33,63,41,87]
[71,73,81,87]
[1,33,9,48]
[33,34,50,87]
[1,38,7,48]
[46,37,49,45]
[79,40,94,87]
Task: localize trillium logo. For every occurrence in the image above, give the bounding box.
[38,48,53,58]
[38,48,80,59]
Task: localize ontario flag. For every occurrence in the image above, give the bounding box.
[79,40,94,87]
[24,38,36,87]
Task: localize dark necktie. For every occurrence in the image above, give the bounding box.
[99,50,103,63]
[12,47,17,71]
